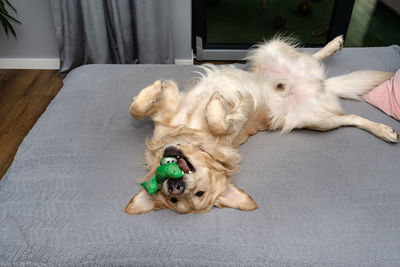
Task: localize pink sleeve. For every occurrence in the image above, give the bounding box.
[363,69,400,121]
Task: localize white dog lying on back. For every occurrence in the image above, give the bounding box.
[246,36,397,140]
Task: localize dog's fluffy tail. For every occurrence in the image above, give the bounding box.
[325,71,393,100]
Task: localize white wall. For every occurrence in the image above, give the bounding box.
[0,0,192,69]
[171,0,192,64]
[0,0,60,68]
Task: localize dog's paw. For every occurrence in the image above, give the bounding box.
[206,92,231,135]
[377,124,399,143]
[333,35,344,50]
[327,36,344,56]
[130,80,163,119]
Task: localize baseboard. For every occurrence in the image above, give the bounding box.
[0,58,60,69]
[174,59,193,65]
[175,50,194,65]
[0,57,193,68]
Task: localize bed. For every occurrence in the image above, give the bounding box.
[1,46,400,266]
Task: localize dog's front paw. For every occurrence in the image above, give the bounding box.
[130,80,163,119]
[206,92,232,135]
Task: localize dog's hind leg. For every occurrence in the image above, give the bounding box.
[130,80,180,120]
[306,114,399,143]
[313,36,344,61]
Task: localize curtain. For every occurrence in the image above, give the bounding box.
[50,0,174,75]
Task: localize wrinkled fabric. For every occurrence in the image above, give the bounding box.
[50,0,174,75]
[363,69,400,121]
[0,47,400,266]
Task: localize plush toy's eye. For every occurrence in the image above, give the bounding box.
[195,191,205,197]
[170,197,178,203]
[161,157,177,165]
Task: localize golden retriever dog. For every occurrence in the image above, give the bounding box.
[125,36,398,215]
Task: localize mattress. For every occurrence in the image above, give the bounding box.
[1,46,400,266]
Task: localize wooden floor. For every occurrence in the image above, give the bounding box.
[0,69,63,180]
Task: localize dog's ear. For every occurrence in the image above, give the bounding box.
[125,190,166,215]
[215,184,258,211]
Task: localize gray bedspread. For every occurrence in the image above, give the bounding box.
[1,46,400,266]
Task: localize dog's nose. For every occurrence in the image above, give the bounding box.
[167,178,185,195]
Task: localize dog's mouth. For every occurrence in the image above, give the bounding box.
[163,146,196,174]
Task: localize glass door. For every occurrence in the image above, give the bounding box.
[193,0,355,60]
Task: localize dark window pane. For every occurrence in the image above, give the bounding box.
[206,0,335,45]
[346,0,400,47]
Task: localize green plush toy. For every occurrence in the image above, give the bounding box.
[141,157,183,195]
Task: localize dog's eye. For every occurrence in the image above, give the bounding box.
[195,191,205,197]
[170,197,178,203]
